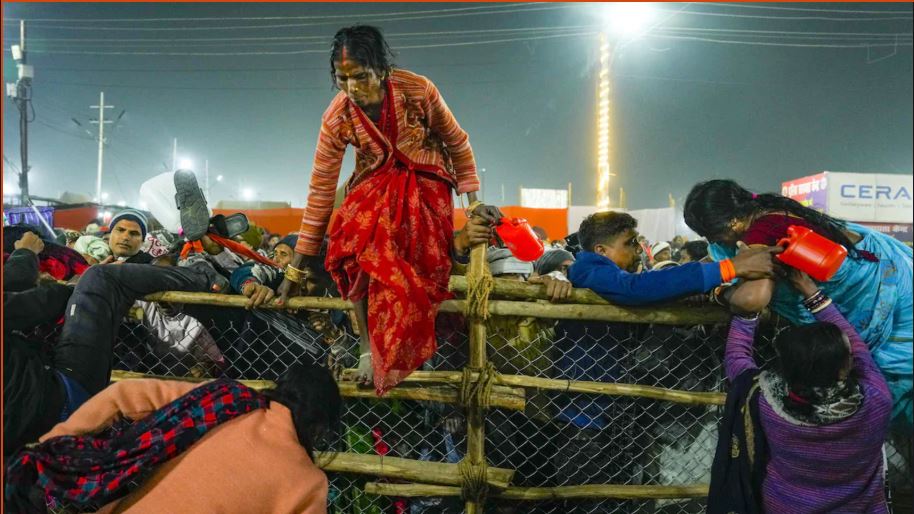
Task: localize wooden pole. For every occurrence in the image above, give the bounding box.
[439,299,729,326]
[364,482,709,500]
[109,371,526,411]
[316,453,514,488]
[389,371,725,406]
[465,242,489,514]
[144,281,730,325]
[143,291,351,311]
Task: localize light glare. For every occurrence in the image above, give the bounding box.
[605,3,655,38]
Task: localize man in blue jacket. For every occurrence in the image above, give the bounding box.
[568,211,780,304]
[551,211,780,514]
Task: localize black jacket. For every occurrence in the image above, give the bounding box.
[3,249,73,455]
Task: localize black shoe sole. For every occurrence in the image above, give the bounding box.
[174,170,210,241]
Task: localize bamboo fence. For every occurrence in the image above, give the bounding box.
[126,244,739,510]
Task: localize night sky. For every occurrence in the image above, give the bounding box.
[2,2,912,210]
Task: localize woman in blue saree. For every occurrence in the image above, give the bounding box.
[684,179,912,431]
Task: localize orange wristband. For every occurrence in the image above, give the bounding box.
[719,259,737,283]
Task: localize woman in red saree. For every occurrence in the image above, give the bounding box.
[278,25,499,394]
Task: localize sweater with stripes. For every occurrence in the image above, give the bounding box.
[296,69,479,256]
[725,304,891,513]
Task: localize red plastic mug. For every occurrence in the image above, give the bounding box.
[776,225,847,282]
[495,217,545,262]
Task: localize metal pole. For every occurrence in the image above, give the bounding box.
[95,92,105,203]
[17,20,30,204]
[172,138,178,171]
[90,93,113,203]
[204,159,210,199]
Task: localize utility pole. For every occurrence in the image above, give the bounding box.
[6,21,34,204]
[172,138,178,171]
[89,92,114,203]
[204,159,210,199]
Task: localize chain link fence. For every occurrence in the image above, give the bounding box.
[109,300,911,514]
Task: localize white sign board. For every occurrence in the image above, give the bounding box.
[825,173,913,223]
[520,188,568,209]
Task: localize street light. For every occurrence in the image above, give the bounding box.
[177,158,194,170]
[604,3,655,38]
[240,187,255,201]
[595,3,655,210]
[216,175,224,182]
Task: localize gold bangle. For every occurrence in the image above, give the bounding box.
[284,265,304,284]
[465,200,484,217]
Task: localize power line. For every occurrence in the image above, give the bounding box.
[710,3,913,15]
[664,8,913,23]
[11,31,597,56]
[2,5,576,32]
[26,62,516,73]
[659,27,912,38]
[40,80,330,91]
[2,27,596,51]
[1,24,596,45]
[651,33,914,49]
[8,25,910,46]
[1,3,540,23]
[655,27,912,43]
[33,117,95,141]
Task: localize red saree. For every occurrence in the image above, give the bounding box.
[325,81,455,395]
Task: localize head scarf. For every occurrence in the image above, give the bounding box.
[142,230,178,259]
[487,247,533,277]
[650,241,671,258]
[534,249,575,276]
[73,236,111,263]
[652,260,679,270]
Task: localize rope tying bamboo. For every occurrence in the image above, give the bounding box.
[458,456,490,503]
[460,363,499,411]
[465,248,494,320]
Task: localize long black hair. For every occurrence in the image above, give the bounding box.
[329,25,396,85]
[773,322,858,418]
[262,363,341,459]
[683,179,863,259]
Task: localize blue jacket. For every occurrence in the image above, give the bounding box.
[567,252,723,305]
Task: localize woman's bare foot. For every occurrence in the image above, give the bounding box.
[355,352,373,387]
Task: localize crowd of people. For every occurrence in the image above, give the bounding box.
[3,23,911,514]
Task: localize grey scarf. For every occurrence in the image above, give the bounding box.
[759,370,863,426]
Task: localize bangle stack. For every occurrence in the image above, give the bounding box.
[802,290,832,313]
[284,265,305,284]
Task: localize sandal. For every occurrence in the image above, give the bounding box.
[174,169,210,241]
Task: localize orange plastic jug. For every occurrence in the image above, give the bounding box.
[495,217,545,262]
[776,225,847,282]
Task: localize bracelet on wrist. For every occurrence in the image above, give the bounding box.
[719,259,737,283]
[284,265,305,284]
[809,298,833,314]
[465,200,484,217]
[802,290,829,312]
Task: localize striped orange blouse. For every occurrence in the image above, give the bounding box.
[295,69,480,256]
